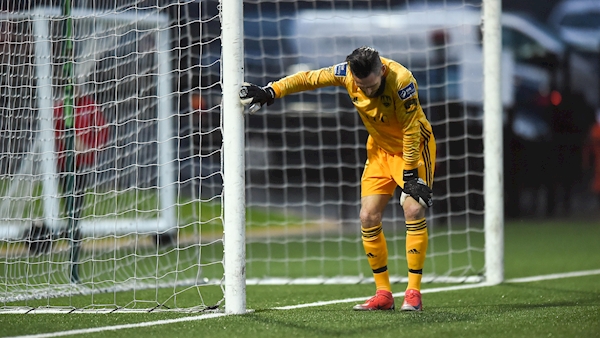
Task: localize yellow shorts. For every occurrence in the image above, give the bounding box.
[361,135,436,197]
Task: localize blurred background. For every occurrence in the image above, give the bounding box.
[2,0,599,223]
[234,0,600,222]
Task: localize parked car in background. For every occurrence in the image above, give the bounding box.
[546,0,600,110]
[501,11,598,131]
[548,0,600,53]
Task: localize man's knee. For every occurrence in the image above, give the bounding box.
[402,197,425,220]
[359,209,383,228]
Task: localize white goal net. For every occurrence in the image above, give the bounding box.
[242,0,492,286]
[0,2,224,312]
[0,0,502,313]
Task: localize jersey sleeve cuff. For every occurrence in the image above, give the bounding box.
[270,83,282,98]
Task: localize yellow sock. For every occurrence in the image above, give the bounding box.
[361,223,391,292]
[406,218,428,291]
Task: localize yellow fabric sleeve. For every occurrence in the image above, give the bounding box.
[270,66,346,98]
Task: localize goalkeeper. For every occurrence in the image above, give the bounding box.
[240,46,435,312]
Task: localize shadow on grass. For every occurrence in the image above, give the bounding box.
[503,281,600,297]
[247,308,476,336]
[432,282,600,312]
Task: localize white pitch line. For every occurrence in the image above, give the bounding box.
[505,269,600,283]
[3,312,229,338]
[5,269,600,338]
[273,269,600,311]
[273,282,495,310]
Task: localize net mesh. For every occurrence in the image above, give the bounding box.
[242,0,486,283]
[0,0,487,312]
[0,2,224,311]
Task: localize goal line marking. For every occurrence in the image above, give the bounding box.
[504,269,600,283]
[4,313,229,338]
[5,269,600,338]
[274,268,600,310]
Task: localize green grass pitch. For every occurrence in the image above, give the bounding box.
[0,219,599,338]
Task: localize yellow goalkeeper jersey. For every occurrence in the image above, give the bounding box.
[270,57,432,170]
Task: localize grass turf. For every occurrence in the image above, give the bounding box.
[0,219,599,337]
[1,277,598,338]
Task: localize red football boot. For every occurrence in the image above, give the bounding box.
[352,290,395,311]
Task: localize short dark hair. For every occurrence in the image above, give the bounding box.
[345,46,382,79]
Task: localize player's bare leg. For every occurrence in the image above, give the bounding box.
[401,196,427,311]
[353,194,395,311]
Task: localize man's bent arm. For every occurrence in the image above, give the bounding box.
[402,117,421,170]
[271,67,345,98]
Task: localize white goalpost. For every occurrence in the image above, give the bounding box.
[483,0,504,286]
[0,0,503,314]
[0,8,175,240]
[221,0,247,315]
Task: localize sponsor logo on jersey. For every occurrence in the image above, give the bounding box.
[404,98,418,113]
[334,62,348,77]
[398,82,416,100]
[381,95,392,107]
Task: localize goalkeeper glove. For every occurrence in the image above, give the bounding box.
[400,168,433,208]
[239,82,275,113]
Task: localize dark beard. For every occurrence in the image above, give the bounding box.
[369,76,386,98]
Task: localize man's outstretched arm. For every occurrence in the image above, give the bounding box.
[239,65,346,112]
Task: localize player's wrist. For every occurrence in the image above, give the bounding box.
[263,86,275,105]
[401,168,433,208]
[403,168,419,182]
